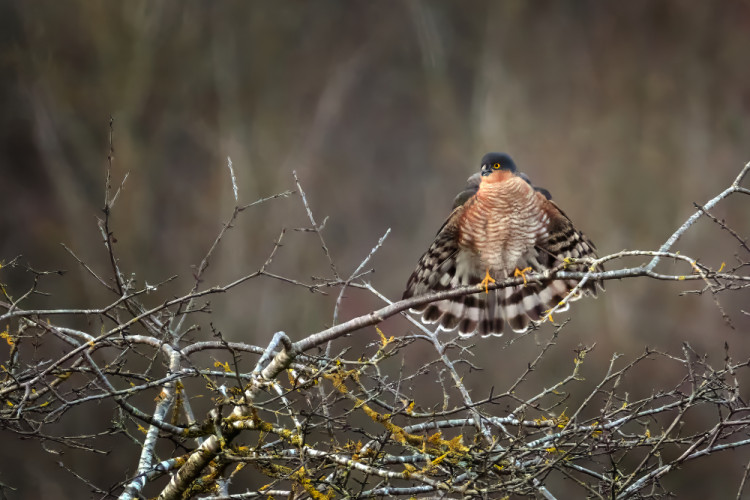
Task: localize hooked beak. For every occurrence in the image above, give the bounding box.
[480,164,492,176]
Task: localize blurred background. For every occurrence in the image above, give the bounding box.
[1,1,750,498]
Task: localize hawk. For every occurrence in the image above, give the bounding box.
[403,152,602,337]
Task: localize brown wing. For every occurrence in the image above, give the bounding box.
[495,194,603,332]
[402,202,494,335]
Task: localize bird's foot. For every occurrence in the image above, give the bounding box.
[479,269,496,294]
[514,266,533,285]
[544,309,555,324]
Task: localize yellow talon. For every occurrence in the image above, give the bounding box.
[479,269,495,293]
[514,266,533,285]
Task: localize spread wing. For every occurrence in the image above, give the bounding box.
[403,203,495,335]
[494,196,603,333]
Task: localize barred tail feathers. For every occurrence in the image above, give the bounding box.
[407,270,591,338]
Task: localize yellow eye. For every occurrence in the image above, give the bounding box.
[493,163,501,170]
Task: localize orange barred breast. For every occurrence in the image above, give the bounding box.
[458,175,545,274]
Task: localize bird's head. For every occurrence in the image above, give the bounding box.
[480,152,517,177]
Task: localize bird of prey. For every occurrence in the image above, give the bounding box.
[403,152,602,337]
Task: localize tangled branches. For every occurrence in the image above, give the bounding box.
[0,156,748,499]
